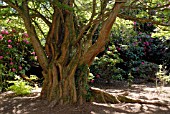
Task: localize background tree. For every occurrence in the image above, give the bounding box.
[0,0,169,106]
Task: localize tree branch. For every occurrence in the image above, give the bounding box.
[30,9,52,27]
[123,2,170,11]
[118,14,170,26]
[0,5,8,8]
[81,1,126,66]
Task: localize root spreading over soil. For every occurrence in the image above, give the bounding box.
[1,83,170,114]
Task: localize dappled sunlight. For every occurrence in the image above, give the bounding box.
[90,102,170,114]
[1,83,170,114]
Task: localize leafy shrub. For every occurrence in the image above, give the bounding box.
[132,61,159,79]
[90,20,169,84]
[0,27,37,91]
[115,32,169,80]
[90,45,125,83]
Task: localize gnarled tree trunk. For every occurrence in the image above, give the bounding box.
[39,3,90,105]
[3,0,126,106]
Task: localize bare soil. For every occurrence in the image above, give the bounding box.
[1,82,170,114]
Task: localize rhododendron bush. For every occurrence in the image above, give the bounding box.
[114,22,170,81]
[0,27,37,91]
[90,20,170,83]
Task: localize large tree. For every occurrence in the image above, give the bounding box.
[0,0,170,106]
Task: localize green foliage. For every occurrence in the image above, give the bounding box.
[127,73,134,87]
[0,64,7,91]
[90,45,125,82]
[111,18,137,41]
[85,84,92,102]
[90,17,169,83]
[136,61,159,79]
[113,20,170,81]
[56,1,74,11]
[8,76,32,95]
[156,65,170,87]
[88,73,95,82]
[0,27,37,91]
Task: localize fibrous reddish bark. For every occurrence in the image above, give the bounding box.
[2,0,126,106]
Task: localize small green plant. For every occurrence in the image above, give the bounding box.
[127,72,134,87]
[156,65,170,87]
[8,76,32,95]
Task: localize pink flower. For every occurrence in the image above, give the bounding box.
[1,30,6,34]
[1,30,8,35]
[117,48,121,51]
[96,74,100,78]
[9,58,12,61]
[22,32,29,38]
[0,34,3,40]
[31,52,36,55]
[8,44,12,48]
[10,62,14,65]
[12,68,16,72]
[23,39,29,44]
[141,62,145,65]
[5,30,9,35]
[0,56,3,60]
[133,42,138,46]
[144,42,149,46]
[134,22,137,25]
[18,66,22,70]
[25,40,29,44]
[8,39,12,43]
[23,39,27,42]
[90,79,94,83]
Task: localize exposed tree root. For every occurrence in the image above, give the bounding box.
[90,87,168,106]
[20,74,35,85]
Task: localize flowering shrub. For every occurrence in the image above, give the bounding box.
[115,32,169,80]
[90,45,125,83]
[0,28,37,91]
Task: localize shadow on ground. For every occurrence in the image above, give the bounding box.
[1,82,170,114]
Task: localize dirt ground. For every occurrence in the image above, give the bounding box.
[1,82,170,114]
